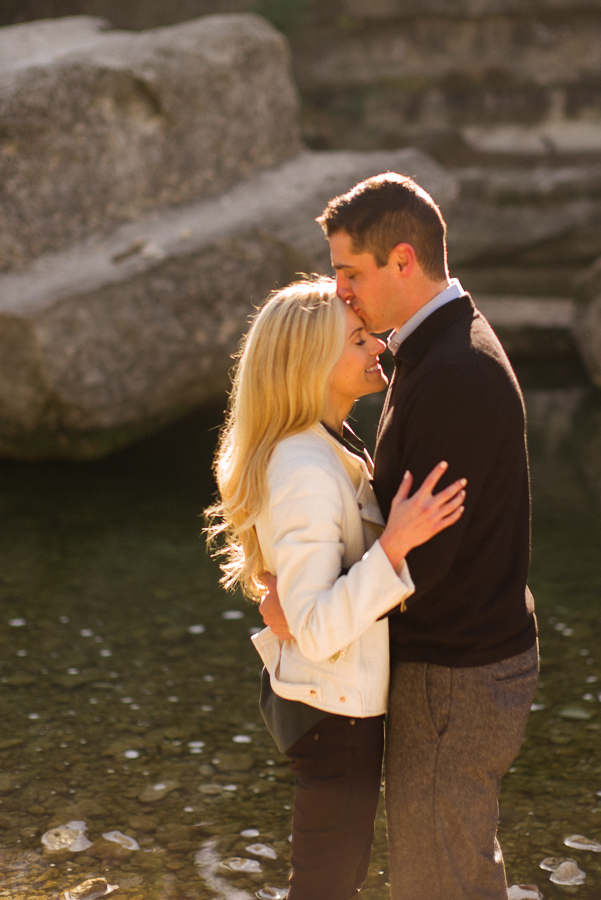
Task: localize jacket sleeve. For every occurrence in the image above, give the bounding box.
[268,455,414,661]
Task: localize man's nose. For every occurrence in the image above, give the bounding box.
[336,273,353,301]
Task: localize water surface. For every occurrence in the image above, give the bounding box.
[0,368,600,899]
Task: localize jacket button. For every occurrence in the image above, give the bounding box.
[340,696,345,702]
[310,690,316,698]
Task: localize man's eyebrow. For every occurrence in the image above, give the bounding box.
[332,262,354,271]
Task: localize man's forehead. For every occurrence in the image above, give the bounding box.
[329,232,370,267]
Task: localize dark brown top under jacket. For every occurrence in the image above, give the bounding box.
[374,294,537,668]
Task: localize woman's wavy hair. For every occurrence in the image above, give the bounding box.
[205,277,345,599]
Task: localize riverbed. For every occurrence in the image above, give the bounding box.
[0,362,600,900]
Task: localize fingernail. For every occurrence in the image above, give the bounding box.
[440,461,448,468]
[461,478,467,486]
[403,470,410,479]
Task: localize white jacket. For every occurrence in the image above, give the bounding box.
[251,424,414,718]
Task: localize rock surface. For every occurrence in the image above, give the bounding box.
[2,8,600,460]
[0,14,300,271]
[573,257,601,388]
[0,147,455,459]
[291,3,601,161]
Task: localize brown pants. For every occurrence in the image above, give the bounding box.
[285,713,385,900]
[385,645,539,900]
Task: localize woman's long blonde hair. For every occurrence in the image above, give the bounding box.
[205,277,345,599]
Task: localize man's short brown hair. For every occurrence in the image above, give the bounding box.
[316,173,448,280]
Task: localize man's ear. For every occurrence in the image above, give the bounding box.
[391,242,416,277]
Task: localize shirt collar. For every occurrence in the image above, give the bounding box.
[387,278,465,355]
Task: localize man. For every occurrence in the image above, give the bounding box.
[261,173,538,900]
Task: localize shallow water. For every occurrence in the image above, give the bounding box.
[0,366,600,900]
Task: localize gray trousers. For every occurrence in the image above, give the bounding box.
[385,644,539,900]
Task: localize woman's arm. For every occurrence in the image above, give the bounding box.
[267,458,410,661]
[265,455,464,661]
[260,461,465,649]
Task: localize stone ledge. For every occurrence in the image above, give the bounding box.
[0,147,456,460]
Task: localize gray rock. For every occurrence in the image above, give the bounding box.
[573,257,601,389]
[0,147,456,460]
[342,0,601,15]
[0,2,257,32]
[293,5,601,165]
[475,295,577,360]
[0,14,300,271]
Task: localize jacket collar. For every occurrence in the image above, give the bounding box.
[393,294,475,368]
[315,423,374,479]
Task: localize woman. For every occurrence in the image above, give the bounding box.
[206,278,466,900]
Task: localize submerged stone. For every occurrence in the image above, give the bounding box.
[540,856,577,871]
[256,889,289,900]
[0,773,19,793]
[564,833,601,852]
[62,877,119,900]
[225,857,262,873]
[549,860,586,885]
[198,783,225,795]
[41,821,92,852]
[558,705,593,720]
[138,780,179,803]
[102,830,140,850]
[507,887,542,900]
[246,843,277,859]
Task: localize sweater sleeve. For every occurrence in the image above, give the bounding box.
[382,363,514,597]
[268,456,414,662]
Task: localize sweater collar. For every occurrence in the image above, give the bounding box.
[387,278,464,355]
[393,293,475,367]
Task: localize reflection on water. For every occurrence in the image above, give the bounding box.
[0,371,600,899]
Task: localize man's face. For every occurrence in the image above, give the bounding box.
[329,229,406,334]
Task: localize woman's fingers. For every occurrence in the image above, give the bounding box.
[414,460,449,498]
[392,469,413,503]
[433,477,467,506]
[429,501,465,534]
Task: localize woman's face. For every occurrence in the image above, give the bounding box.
[328,304,388,412]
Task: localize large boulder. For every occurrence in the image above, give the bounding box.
[0,148,457,460]
[0,14,300,271]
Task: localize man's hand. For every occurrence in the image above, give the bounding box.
[258,572,293,641]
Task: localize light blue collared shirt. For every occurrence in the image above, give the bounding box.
[387,278,465,355]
